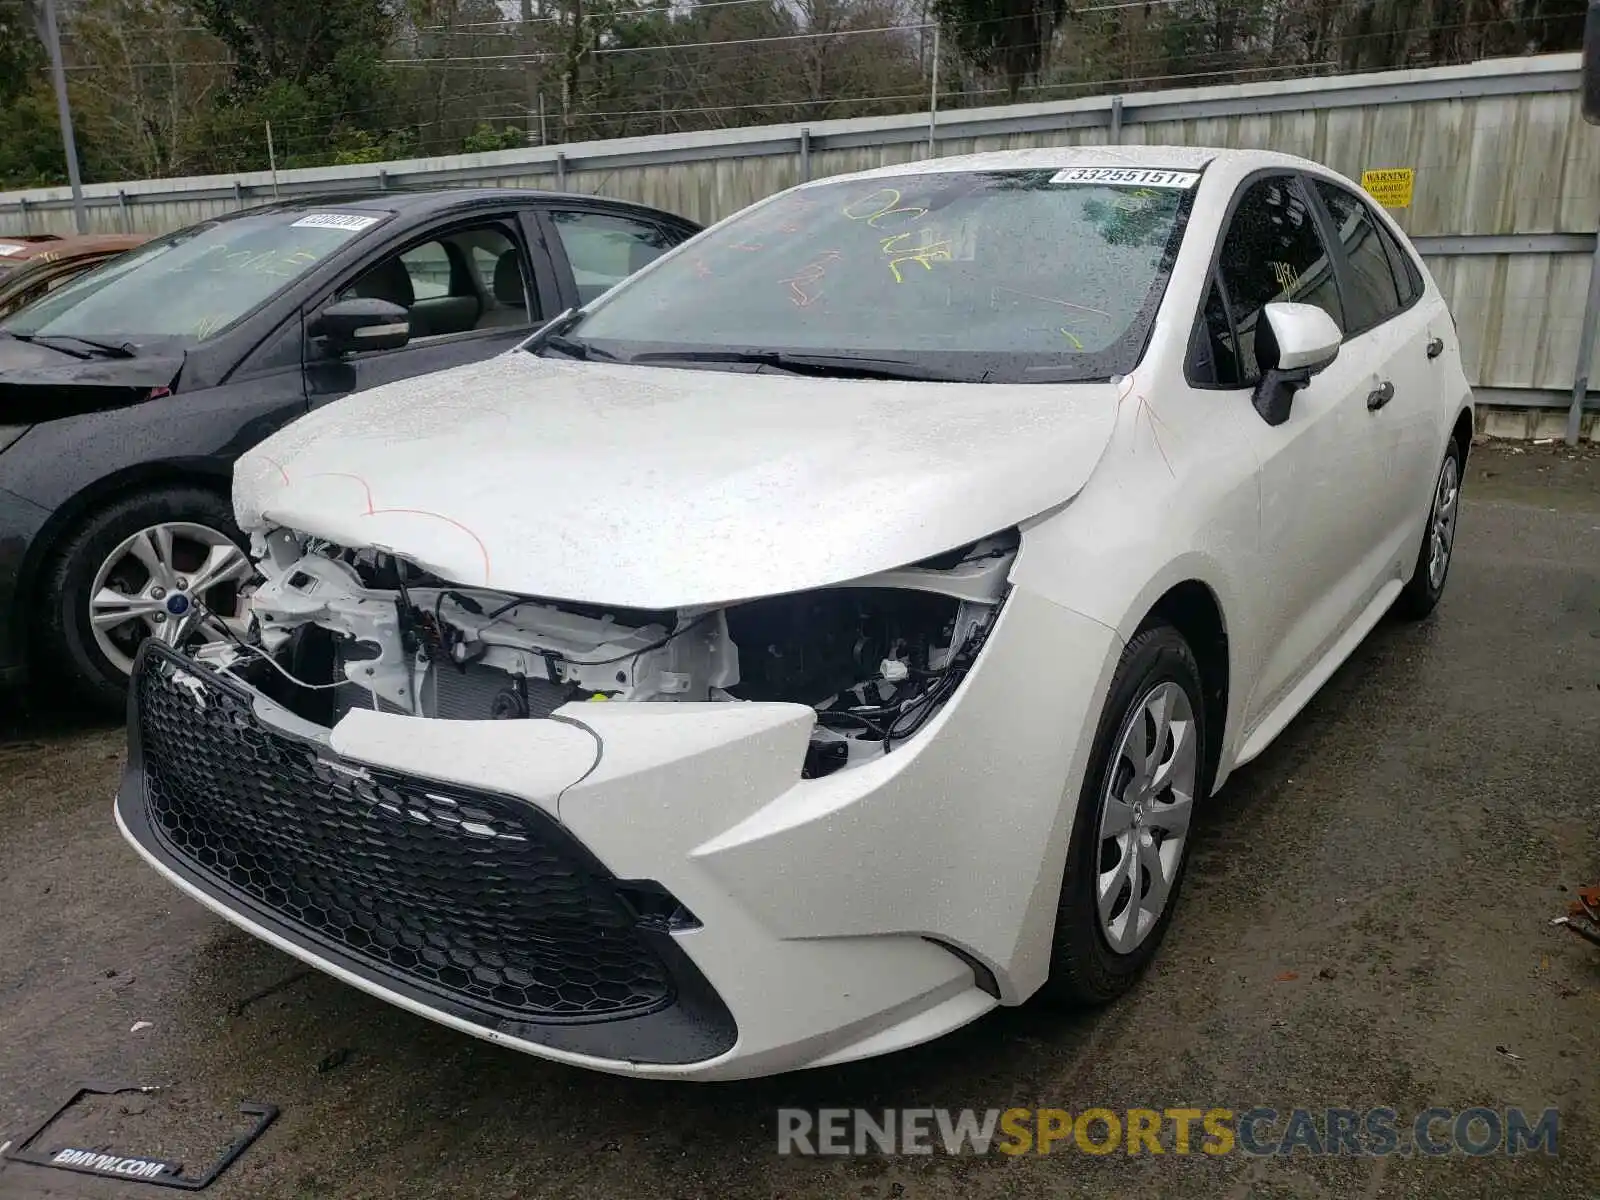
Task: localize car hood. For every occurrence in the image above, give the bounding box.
[235,352,1121,608]
[0,339,186,421]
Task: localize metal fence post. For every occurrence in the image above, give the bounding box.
[1110,95,1124,144]
[799,128,811,182]
[232,180,244,209]
[556,152,567,190]
[377,169,389,191]
[1567,228,1600,445]
[117,189,131,232]
[17,196,30,233]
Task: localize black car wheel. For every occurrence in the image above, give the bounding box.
[38,486,253,709]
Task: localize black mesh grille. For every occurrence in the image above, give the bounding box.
[134,648,675,1024]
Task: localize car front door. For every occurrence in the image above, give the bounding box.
[1306,176,1442,577]
[538,207,692,308]
[1203,173,1396,737]
[304,210,559,408]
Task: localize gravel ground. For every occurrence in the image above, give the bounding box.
[0,440,1596,1200]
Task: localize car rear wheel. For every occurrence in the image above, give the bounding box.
[38,486,252,710]
[1041,624,1206,1006]
[1393,435,1463,621]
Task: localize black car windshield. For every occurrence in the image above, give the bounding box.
[546,167,1198,383]
[0,209,393,346]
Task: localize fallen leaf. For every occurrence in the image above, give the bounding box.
[1274,971,1299,982]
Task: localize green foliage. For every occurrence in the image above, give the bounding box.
[0,0,44,108]
[184,0,396,171]
[331,128,419,164]
[0,86,70,188]
[931,0,1068,97]
[461,124,528,154]
[191,0,392,99]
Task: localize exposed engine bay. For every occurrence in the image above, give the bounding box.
[192,526,1017,778]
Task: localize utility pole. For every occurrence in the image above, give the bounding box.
[37,0,88,233]
[266,122,280,199]
[927,23,940,159]
[521,0,539,145]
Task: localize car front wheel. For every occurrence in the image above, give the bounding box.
[38,486,253,709]
[1042,623,1206,1006]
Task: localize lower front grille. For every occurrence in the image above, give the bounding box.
[133,644,674,1025]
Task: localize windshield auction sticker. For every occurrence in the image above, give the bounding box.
[1049,168,1200,189]
[290,213,382,231]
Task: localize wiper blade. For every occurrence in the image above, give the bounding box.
[542,334,618,362]
[11,331,136,358]
[627,349,964,382]
[7,332,92,359]
[62,333,139,358]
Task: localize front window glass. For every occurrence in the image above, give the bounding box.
[544,169,1197,383]
[1217,176,1343,383]
[0,209,393,346]
[550,210,678,305]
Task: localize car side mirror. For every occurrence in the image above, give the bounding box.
[310,297,410,355]
[1584,0,1600,125]
[1251,301,1343,427]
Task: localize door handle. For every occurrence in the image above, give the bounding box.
[1426,337,1445,359]
[1367,381,1395,411]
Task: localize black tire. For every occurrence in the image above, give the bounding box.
[1040,623,1207,1006]
[36,485,246,711]
[1393,434,1464,622]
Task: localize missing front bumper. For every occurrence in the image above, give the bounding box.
[117,640,736,1066]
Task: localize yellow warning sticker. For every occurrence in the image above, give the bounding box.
[1361,168,1414,209]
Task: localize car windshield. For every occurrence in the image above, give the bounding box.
[0,209,392,347]
[544,168,1197,383]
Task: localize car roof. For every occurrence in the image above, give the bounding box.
[797,145,1329,185]
[0,233,149,261]
[232,188,689,221]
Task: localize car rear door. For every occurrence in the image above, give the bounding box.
[303,208,562,408]
[1199,172,1396,732]
[1305,176,1443,575]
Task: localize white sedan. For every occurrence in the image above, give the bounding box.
[116,146,1472,1080]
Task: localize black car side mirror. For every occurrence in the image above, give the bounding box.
[310,298,410,356]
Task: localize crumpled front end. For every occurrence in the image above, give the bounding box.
[115,523,1122,1079]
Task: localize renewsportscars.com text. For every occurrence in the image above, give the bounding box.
[776,1107,1559,1157]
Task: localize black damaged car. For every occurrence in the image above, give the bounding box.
[0,189,698,706]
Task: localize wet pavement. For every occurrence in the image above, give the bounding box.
[1,441,1597,1200]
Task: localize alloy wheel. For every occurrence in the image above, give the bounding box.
[1095,680,1199,955]
[88,522,252,677]
[1427,453,1460,591]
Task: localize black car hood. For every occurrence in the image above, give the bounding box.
[0,338,185,422]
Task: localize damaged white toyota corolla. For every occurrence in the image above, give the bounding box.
[116,147,1473,1079]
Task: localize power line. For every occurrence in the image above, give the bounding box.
[386,23,922,64]
[417,0,782,30]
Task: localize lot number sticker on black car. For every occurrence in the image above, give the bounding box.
[290,213,382,231]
